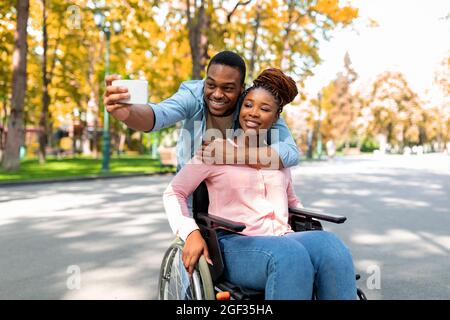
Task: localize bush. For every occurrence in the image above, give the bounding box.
[360,137,380,153]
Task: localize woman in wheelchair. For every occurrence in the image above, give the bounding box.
[163,68,357,300]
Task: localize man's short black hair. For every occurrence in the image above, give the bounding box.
[206,51,246,85]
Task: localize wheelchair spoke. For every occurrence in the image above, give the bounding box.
[160,245,205,300]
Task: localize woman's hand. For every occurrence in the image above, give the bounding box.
[183,230,213,277]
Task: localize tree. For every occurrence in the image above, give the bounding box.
[164,0,358,82]
[0,1,15,152]
[319,52,359,149]
[0,0,360,162]
[368,72,424,149]
[433,52,450,149]
[434,52,450,97]
[167,0,254,79]
[186,0,210,79]
[247,0,262,81]
[38,0,49,163]
[35,0,63,163]
[225,0,358,81]
[2,0,29,171]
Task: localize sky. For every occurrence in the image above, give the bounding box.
[303,0,450,102]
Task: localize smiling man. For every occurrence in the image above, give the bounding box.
[103,51,299,170]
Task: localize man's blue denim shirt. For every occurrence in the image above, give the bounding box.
[150,79,300,170]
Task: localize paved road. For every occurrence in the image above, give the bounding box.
[0,154,449,300]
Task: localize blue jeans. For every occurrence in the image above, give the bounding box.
[217,230,357,300]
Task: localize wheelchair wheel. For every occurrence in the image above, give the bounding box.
[158,238,215,300]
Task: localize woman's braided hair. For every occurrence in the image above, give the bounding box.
[244,68,298,114]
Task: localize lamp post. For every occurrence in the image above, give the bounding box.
[94,10,121,173]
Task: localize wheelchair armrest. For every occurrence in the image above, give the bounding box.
[289,207,346,224]
[196,212,246,232]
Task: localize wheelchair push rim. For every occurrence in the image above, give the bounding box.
[158,238,215,300]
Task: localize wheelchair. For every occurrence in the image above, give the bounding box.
[158,182,367,300]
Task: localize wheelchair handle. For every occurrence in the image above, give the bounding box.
[289,207,347,224]
[196,212,246,232]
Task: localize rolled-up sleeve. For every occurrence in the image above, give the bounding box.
[163,158,211,241]
[150,82,198,132]
[270,117,300,168]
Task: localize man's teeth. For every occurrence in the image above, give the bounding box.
[211,101,225,106]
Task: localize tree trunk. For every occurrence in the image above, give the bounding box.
[1,91,8,151]
[86,40,101,158]
[186,0,209,79]
[119,131,126,154]
[2,0,29,171]
[38,0,49,163]
[279,0,298,71]
[248,0,261,81]
[87,91,99,157]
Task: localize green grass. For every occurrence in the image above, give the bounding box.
[0,155,175,182]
